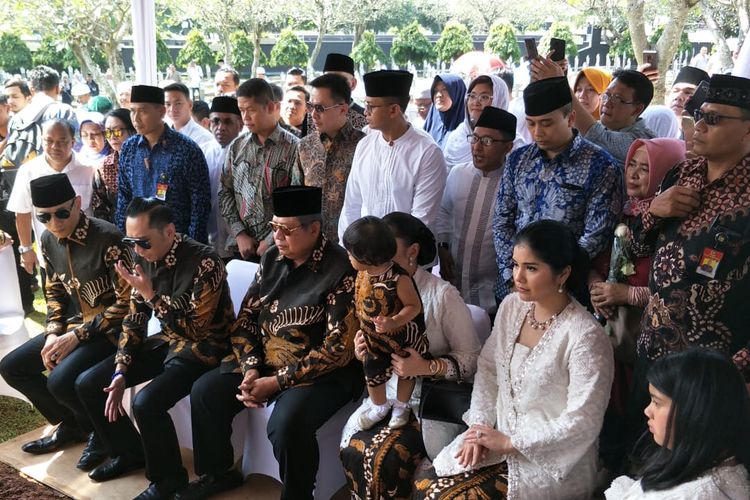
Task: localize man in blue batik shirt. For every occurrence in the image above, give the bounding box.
[492,77,623,302]
[115,85,210,243]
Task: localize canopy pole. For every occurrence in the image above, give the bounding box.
[131,0,158,85]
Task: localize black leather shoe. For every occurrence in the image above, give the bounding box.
[21,425,87,455]
[76,432,108,471]
[88,455,145,482]
[134,471,188,500]
[174,469,243,500]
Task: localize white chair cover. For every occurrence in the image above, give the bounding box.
[467,304,492,345]
[0,245,30,400]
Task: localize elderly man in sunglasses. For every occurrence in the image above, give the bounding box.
[75,197,234,499]
[0,173,132,470]
[621,73,750,466]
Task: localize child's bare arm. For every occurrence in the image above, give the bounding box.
[373,276,421,332]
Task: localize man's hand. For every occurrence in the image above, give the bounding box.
[248,376,280,403]
[40,334,59,371]
[590,282,630,309]
[104,374,127,423]
[438,247,455,283]
[48,331,81,366]
[648,186,701,219]
[115,261,155,300]
[256,239,270,257]
[20,248,37,275]
[637,63,659,84]
[237,369,264,408]
[236,233,258,260]
[529,55,565,82]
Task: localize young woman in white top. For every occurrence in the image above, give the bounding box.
[606,348,750,499]
[413,219,614,499]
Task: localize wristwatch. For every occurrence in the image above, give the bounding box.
[18,245,33,253]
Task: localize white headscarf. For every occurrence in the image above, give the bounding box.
[444,74,511,168]
[642,105,681,139]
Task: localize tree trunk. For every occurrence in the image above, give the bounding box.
[626,0,647,63]
[701,0,733,71]
[654,0,700,101]
[309,3,327,74]
[251,24,262,77]
[353,23,365,51]
[222,33,233,67]
[103,40,124,100]
[738,0,750,46]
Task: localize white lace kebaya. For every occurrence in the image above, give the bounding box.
[431,292,614,499]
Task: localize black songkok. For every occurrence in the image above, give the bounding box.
[324,53,355,75]
[130,85,165,105]
[673,66,709,87]
[363,70,413,98]
[210,96,241,116]
[474,106,517,140]
[705,74,750,110]
[272,186,322,217]
[523,77,572,116]
[31,174,76,208]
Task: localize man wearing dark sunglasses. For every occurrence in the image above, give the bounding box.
[0,173,132,472]
[622,73,750,469]
[75,197,234,499]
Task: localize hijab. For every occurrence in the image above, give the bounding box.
[423,74,466,148]
[463,74,510,129]
[642,105,681,139]
[573,68,612,119]
[624,138,686,216]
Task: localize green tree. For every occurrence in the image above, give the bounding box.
[0,33,33,74]
[33,35,69,71]
[484,20,521,63]
[223,31,254,69]
[391,21,435,68]
[156,33,173,70]
[176,29,215,69]
[649,25,691,55]
[538,21,578,59]
[269,28,309,68]
[351,31,387,72]
[435,21,474,64]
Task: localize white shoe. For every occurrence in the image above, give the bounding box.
[358,402,390,430]
[388,402,410,429]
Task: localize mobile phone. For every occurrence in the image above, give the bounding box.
[525,38,538,60]
[684,80,710,117]
[642,50,658,70]
[550,38,566,62]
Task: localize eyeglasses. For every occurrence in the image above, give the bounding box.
[467,93,493,105]
[364,103,392,113]
[268,221,303,236]
[467,134,512,146]
[601,93,637,106]
[307,102,343,114]
[43,138,72,149]
[36,200,75,224]
[122,237,152,249]
[693,109,749,126]
[104,128,127,140]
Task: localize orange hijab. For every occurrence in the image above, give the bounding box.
[574,68,612,119]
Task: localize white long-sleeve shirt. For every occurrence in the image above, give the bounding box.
[435,162,502,314]
[338,124,447,240]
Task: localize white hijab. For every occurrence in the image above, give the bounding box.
[642,105,681,139]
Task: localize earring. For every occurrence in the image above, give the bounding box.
[409,257,415,268]
[558,284,564,293]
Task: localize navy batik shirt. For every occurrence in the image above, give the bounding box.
[115,124,210,242]
[493,133,623,301]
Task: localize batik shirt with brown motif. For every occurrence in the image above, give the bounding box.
[633,153,750,380]
[115,234,234,367]
[218,125,298,250]
[292,122,366,242]
[42,213,132,343]
[222,236,358,389]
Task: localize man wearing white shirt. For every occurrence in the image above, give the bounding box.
[436,107,515,316]
[164,83,220,153]
[338,70,447,239]
[207,96,243,257]
[7,119,94,276]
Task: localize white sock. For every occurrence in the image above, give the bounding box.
[367,401,391,420]
[391,400,410,416]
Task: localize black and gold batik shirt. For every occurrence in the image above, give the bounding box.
[42,213,132,344]
[115,234,235,367]
[222,236,358,390]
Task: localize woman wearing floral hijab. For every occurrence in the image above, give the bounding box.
[423,74,466,149]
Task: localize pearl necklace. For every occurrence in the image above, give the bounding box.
[527,303,559,330]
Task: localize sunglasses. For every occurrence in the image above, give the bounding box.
[36,200,75,224]
[693,109,749,126]
[306,102,342,114]
[122,237,152,249]
[104,128,126,140]
[268,221,303,236]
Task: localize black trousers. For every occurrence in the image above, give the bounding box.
[0,333,115,432]
[76,342,213,485]
[190,365,362,500]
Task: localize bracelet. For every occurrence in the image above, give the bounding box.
[428,359,439,376]
[111,371,126,382]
